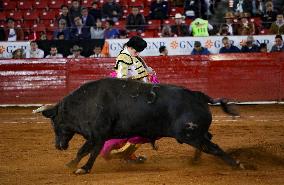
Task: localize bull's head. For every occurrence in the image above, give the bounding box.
[33,104,75,150]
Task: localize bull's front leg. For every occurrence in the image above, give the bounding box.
[74,140,104,174]
[66,140,93,170]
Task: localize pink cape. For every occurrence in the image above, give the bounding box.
[100,71,159,158]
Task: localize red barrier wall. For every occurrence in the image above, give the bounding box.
[0,53,283,104]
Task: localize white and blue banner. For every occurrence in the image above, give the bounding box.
[107,35,278,57]
[0,41,30,58]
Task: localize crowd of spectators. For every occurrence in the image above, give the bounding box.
[0,0,283,59]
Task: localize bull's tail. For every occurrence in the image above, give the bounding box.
[197,92,239,116]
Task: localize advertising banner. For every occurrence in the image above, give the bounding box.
[0,42,31,58]
[106,35,277,57]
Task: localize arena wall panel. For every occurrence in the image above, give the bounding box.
[0,53,283,105]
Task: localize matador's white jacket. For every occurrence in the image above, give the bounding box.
[114,47,152,82]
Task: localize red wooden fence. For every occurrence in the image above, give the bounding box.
[0,53,283,105]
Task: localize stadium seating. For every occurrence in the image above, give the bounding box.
[33,0,49,10]
[17,1,33,10]
[49,0,64,9]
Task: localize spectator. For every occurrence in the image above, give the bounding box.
[70,16,91,40]
[89,46,106,58]
[184,0,208,19]
[81,7,96,27]
[189,17,213,37]
[89,2,102,21]
[102,0,122,22]
[0,27,5,41]
[233,0,253,15]
[4,18,24,41]
[272,0,284,13]
[119,29,128,39]
[126,6,146,32]
[171,13,190,37]
[150,0,169,20]
[45,46,63,59]
[184,0,196,18]
[90,19,105,39]
[237,12,255,35]
[159,46,168,56]
[218,12,237,36]
[191,41,210,55]
[241,36,259,53]
[67,45,85,58]
[57,32,66,40]
[270,34,284,52]
[259,43,268,53]
[39,32,47,41]
[53,19,70,40]
[28,41,44,58]
[269,13,284,34]
[219,37,240,53]
[261,1,277,29]
[69,0,83,25]
[104,20,119,39]
[161,24,173,37]
[57,5,72,28]
[12,48,25,59]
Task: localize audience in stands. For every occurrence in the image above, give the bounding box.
[261,1,277,29]
[0,27,5,41]
[272,0,284,13]
[161,24,173,37]
[104,20,119,39]
[191,41,211,55]
[45,46,63,58]
[57,5,72,28]
[39,32,48,41]
[237,12,255,35]
[53,19,70,40]
[90,19,105,39]
[184,0,208,19]
[102,0,122,22]
[259,43,268,53]
[270,34,284,52]
[269,13,284,34]
[81,7,95,27]
[69,0,83,26]
[233,0,253,15]
[159,46,168,56]
[89,2,102,22]
[70,16,91,40]
[241,36,259,53]
[67,45,85,58]
[28,41,44,58]
[12,48,25,59]
[171,13,190,37]
[184,0,196,18]
[118,29,128,39]
[89,46,106,58]
[57,32,66,40]
[218,12,237,36]
[126,6,146,32]
[190,17,213,36]
[150,0,169,20]
[4,18,24,41]
[219,37,240,53]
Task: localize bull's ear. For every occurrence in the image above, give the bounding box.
[42,107,57,118]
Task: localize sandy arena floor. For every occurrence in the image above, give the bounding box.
[0,105,283,185]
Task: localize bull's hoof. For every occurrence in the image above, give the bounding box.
[74,168,89,175]
[125,156,147,164]
[65,160,78,170]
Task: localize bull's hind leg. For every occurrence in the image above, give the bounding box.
[74,140,104,174]
[66,140,93,170]
[199,139,244,169]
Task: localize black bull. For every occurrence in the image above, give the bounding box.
[34,78,243,174]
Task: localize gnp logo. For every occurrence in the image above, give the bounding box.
[170,40,179,49]
[204,40,214,48]
[0,46,5,54]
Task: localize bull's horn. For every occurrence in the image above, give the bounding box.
[32,104,55,114]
